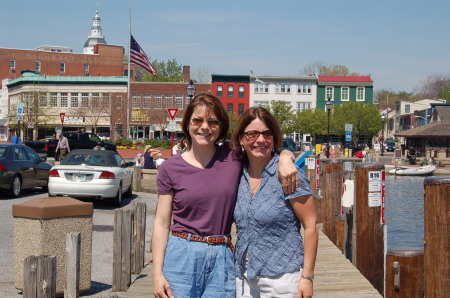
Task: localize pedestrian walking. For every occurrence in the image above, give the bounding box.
[55,132,70,160]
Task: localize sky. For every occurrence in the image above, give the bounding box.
[1,0,449,93]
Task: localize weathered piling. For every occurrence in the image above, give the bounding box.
[423,177,450,297]
[305,155,323,223]
[385,248,424,297]
[23,255,57,298]
[354,162,385,294]
[321,158,344,245]
[131,202,146,274]
[112,208,132,292]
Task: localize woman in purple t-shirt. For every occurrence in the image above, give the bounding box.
[152,94,298,298]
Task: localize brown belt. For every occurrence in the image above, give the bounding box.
[172,231,235,252]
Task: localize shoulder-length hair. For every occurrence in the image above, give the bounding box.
[181,93,229,146]
[230,107,283,162]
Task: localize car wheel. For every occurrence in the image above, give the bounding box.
[124,178,133,198]
[110,183,122,207]
[9,175,21,198]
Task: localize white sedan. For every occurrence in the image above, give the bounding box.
[48,149,134,206]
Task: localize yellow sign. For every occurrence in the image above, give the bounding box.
[131,110,149,122]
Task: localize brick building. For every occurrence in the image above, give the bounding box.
[211,74,250,116]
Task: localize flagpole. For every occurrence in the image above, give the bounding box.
[126,0,132,140]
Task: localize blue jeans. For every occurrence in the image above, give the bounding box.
[163,234,235,298]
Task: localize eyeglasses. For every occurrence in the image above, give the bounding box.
[243,130,273,140]
[190,117,221,128]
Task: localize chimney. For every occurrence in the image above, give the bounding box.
[183,65,190,83]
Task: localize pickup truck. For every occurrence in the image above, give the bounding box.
[26,132,117,160]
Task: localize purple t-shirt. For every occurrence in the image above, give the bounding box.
[157,143,242,236]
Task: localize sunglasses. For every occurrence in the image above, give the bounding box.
[243,130,273,140]
[190,117,221,128]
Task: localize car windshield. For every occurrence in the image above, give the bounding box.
[62,153,112,166]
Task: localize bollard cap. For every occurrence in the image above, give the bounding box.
[12,197,93,219]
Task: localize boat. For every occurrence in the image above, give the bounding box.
[388,165,436,176]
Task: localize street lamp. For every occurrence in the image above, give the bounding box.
[187,80,196,102]
[325,96,333,158]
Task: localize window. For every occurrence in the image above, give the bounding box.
[60,92,69,108]
[116,96,122,109]
[185,94,191,105]
[276,83,291,93]
[143,93,151,109]
[81,93,89,107]
[35,61,41,72]
[356,87,365,101]
[227,104,233,113]
[164,94,173,108]
[154,93,162,108]
[238,104,244,116]
[101,93,110,107]
[49,92,58,107]
[405,104,410,113]
[70,93,79,107]
[228,86,234,97]
[254,101,269,107]
[255,82,269,93]
[297,83,312,94]
[238,86,245,98]
[132,93,140,109]
[296,102,312,112]
[84,63,90,75]
[326,86,334,100]
[341,87,349,101]
[116,124,123,137]
[91,92,100,108]
[217,85,223,97]
[10,59,16,70]
[175,93,183,108]
[39,93,47,107]
[60,62,65,73]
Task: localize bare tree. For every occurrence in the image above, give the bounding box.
[70,93,110,134]
[191,66,211,83]
[299,61,362,76]
[418,72,450,100]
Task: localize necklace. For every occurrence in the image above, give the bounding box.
[250,178,261,196]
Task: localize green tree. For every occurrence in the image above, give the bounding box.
[268,100,295,134]
[227,111,239,137]
[293,108,328,143]
[332,102,382,146]
[141,58,183,82]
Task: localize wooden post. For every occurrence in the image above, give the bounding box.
[23,255,57,298]
[131,202,146,274]
[112,208,132,292]
[424,177,450,297]
[385,248,424,297]
[65,232,80,298]
[354,162,385,294]
[321,159,343,245]
[305,156,324,225]
[133,166,142,192]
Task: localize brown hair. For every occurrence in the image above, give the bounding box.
[181,94,229,146]
[230,107,283,162]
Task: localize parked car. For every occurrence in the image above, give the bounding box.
[278,138,299,153]
[26,131,117,161]
[0,144,52,198]
[48,149,134,206]
[386,141,396,152]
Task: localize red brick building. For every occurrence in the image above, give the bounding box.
[211,74,250,116]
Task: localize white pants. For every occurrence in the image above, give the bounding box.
[236,257,302,298]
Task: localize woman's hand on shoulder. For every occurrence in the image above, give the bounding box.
[278,150,299,194]
[153,274,174,298]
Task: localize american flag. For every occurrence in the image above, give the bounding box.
[130,35,156,75]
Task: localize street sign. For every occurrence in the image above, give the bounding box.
[17,103,24,115]
[60,113,66,123]
[345,123,353,132]
[167,108,179,120]
[345,131,352,142]
[28,122,34,129]
[167,120,177,132]
[15,115,23,121]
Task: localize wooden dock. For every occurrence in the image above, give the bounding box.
[121,230,381,297]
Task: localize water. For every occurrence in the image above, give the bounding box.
[385,175,425,249]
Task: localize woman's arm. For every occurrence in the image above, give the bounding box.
[290,194,318,298]
[278,150,299,194]
[150,149,161,157]
[152,192,175,298]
